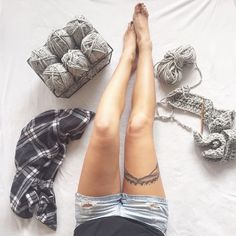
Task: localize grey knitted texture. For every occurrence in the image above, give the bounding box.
[193,129,236,162]
[162,86,236,162]
[164,86,235,133]
[154,45,201,86]
[65,16,94,46]
[28,15,111,98]
[155,46,236,162]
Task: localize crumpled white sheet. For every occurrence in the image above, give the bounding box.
[1,0,236,235]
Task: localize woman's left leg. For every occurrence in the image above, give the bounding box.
[123,4,165,197]
[120,6,168,234]
[77,23,136,196]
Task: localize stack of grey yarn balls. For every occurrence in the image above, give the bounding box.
[28,15,110,97]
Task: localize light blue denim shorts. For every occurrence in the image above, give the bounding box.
[75,192,168,235]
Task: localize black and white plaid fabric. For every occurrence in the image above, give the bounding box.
[10,108,95,230]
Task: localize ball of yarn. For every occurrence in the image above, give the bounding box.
[28,46,59,75]
[62,49,90,77]
[47,29,75,58]
[155,45,197,85]
[81,32,109,64]
[65,16,94,47]
[42,63,75,96]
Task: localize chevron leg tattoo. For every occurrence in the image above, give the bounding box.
[124,164,160,186]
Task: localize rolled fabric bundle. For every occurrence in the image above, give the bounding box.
[28,46,59,75]
[42,63,75,96]
[81,32,109,64]
[62,49,90,77]
[10,108,95,230]
[65,16,94,47]
[47,29,75,58]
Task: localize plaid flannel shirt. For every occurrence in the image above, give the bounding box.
[10,108,95,230]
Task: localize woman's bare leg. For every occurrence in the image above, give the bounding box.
[78,23,137,196]
[123,3,165,197]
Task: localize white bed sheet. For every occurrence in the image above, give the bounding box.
[1,0,236,235]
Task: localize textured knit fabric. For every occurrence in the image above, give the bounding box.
[165,86,235,133]
[193,129,236,162]
[154,45,198,85]
[10,108,95,230]
[158,86,236,162]
[74,216,165,236]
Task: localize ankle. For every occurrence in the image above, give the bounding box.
[137,39,152,51]
[121,50,136,64]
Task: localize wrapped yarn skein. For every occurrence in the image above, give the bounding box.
[62,49,90,77]
[81,32,109,64]
[155,45,197,85]
[65,16,94,47]
[42,63,75,96]
[28,46,59,75]
[47,29,75,58]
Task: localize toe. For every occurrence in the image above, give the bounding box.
[144,7,149,16]
[139,3,147,14]
[130,21,134,30]
[135,3,142,13]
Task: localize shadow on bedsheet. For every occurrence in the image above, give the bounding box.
[29,65,111,113]
[11,212,56,235]
[193,144,236,176]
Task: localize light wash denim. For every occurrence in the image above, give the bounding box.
[75,192,168,235]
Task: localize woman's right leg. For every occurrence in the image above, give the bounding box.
[77,23,136,196]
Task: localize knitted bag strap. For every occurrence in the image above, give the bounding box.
[155,100,194,133]
[155,85,235,133]
[155,88,236,162]
[155,86,200,134]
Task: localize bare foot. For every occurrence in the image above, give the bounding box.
[122,22,137,66]
[133,3,152,49]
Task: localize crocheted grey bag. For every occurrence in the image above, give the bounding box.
[154,46,236,162]
[156,86,236,162]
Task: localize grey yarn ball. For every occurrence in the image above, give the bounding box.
[62,49,90,77]
[28,46,59,75]
[47,29,75,58]
[155,45,197,85]
[65,16,94,47]
[42,63,75,96]
[81,32,109,64]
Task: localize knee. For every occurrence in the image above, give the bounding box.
[126,114,153,135]
[93,117,117,138]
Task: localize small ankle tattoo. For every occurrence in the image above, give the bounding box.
[124,164,159,186]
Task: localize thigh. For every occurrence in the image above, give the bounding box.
[77,124,121,196]
[123,120,165,197]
